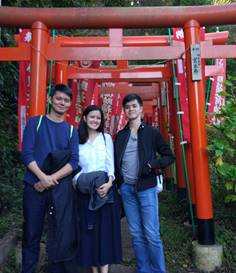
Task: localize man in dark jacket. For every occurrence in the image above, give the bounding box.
[114,94,175,273]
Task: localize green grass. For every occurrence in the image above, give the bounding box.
[159,191,236,273]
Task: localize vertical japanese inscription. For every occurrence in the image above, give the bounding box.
[190,44,202,81]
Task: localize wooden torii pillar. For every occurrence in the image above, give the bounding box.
[184,20,214,244]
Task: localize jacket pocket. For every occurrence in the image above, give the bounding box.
[140,161,153,178]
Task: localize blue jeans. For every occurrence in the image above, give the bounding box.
[120,183,166,273]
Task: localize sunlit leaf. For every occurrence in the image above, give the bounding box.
[224,194,236,203]
[215,157,224,166]
[225,181,234,191]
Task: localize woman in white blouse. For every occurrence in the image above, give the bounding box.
[76,105,122,273]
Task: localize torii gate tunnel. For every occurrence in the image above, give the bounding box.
[1,4,236,246]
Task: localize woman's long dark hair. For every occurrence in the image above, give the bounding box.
[78,105,105,144]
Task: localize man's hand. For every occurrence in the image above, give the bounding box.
[34,182,46,192]
[27,161,59,188]
[38,173,58,189]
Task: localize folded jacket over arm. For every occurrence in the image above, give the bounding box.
[74,171,114,211]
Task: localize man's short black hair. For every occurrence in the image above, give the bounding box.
[122,93,143,108]
[50,83,73,99]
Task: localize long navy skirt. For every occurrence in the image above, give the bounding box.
[77,187,122,267]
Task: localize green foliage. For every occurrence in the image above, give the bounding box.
[3,0,100,7]
[0,31,23,236]
[173,0,211,5]
[207,76,236,204]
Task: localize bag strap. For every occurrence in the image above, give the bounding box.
[102,132,106,145]
[70,125,73,139]
[36,115,43,132]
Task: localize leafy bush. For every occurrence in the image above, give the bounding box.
[207,76,236,203]
[0,30,24,236]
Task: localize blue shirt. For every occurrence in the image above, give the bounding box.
[21,116,79,185]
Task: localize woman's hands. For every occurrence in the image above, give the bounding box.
[97,177,113,198]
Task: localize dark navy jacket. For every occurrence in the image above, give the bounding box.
[75,171,113,211]
[41,150,79,263]
[114,122,175,191]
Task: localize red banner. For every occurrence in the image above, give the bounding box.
[152,105,158,128]
[172,28,191,143]
[116,94,127,134]
[18,29,31,150]
[167,80,174,135]
[80,61,101,110]
[100,82,126,137]
[208,58,226,124]
[67,61,101,127]
[67,80,80,127]
[101,92,114,133]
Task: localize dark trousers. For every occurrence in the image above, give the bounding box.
[48,259,79,273]
[21,184,78,273]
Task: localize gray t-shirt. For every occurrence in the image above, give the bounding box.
[121,133,139,185]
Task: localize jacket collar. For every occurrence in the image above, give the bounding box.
[124,120,146,130]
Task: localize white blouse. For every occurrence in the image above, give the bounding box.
[74,133,115,181]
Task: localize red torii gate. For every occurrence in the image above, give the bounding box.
[1,6,236,268]
[49,30,227,216]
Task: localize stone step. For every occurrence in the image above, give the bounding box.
[2,218,135,273]
[0,231,17,266]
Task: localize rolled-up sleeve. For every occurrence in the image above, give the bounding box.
[68,127,79,171]
[105,134,115,179]
[21,117,37,166]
